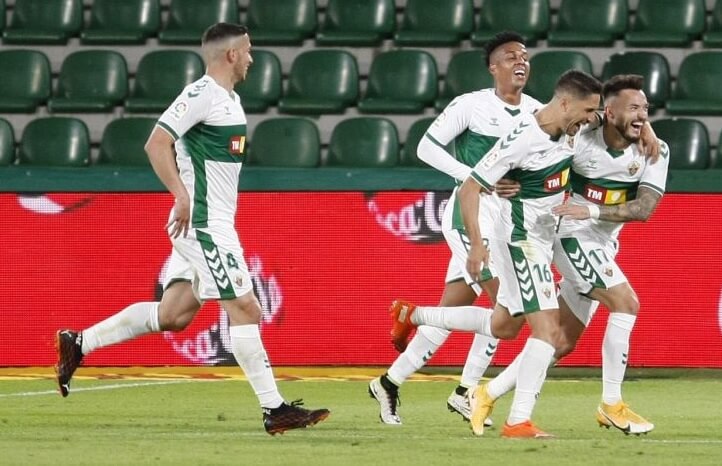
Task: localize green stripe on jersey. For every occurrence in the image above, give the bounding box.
[190,151,209,227]
[184,123,247,164]
[510,198,527,242]
[454,130,499,167]
[571,172,639,203]
[507,158,572,199]
[197,230,237,300]
[157,121,179,140]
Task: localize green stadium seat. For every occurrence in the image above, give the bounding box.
[472,0,549,47]
[651,118,709,169]
[400,117,435,167]
[714,131,722,169]
[248,118,320,167]
[625,0,705,47]
[435,50,493,111]
[158,0,238,45]
[315,0,395,47]
[666,52,722,115]
[125,50,204,113]
[81,0,160,45]
[358,50,438,114]
[0,0,5,34]
[327,117,399,167]
[547,0,627,47]
[703,0,722,48]
[246,0,316,46]
[278,50,359,115]
[18,117,90,167]
[48,51,128,113]
[0,118,15,166]
[99,117,156,166]
[601,52,671,111]
[526,51,593,102]
[234,50,282,113]
[394,0,473,46]
[0,50,51,113]
[2,0,82,45]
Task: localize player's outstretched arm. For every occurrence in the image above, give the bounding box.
[552,186,662,223]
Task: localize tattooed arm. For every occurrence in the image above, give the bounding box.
[552,186,662,222]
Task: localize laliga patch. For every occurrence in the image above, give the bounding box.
[480,149,500,170]
[169,101,189,121]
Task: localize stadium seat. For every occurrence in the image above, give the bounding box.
[651,118,709,169]
[81,0,160,45]
[472,0,549,47]
[400,117,435,167]
[547,0,627,47]
[601,52,671,111]
[234,50,282,113]
[158,0,238,45]
[47,51,128,113]
[625,0,705,47]
[0,118,15,166]
[0,0,5,34]
[666,52,722,115]
[0,50,51,113]
[435,50,494,111]
[248,118,320,167]
[278,50,359,115]
[99,117,156,166]
[327,118,399,167]
[18,117,90,167]
[358,50,438,114]
[315,0,395,47]
[703,0,722,48]
[2,0,82,45]
[526,51,593,102]
[125,50,204,113]
[246,0,316,46]
[394,0,474,46]
[715,131,722,169]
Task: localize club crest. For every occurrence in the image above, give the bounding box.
[628,160,641,176]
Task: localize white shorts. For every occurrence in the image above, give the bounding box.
[163,225,254,302]
[553,232,627,296]
[441,189,498,295]
[492,237,558,317]
[558,278,600,327]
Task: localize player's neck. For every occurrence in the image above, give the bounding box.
[534,105,563,139]
[494,87,522,106]
[602,124,631,151]
[206,67,234,94]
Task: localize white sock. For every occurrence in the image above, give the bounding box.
[229,325,284,409]
[412,305,493,337]
[602,313,636,405]
[460,333,499,388]
[81,302,160,355]
[387,325,449,385]
[507,338,555,425]
[487,353,558,400]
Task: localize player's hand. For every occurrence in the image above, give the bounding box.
[638,121,660,164]
[552,202,592,220]
[495,178,520,198]
[466,244,489,282]
[166,193,190,238]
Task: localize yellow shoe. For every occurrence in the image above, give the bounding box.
[469,384,495,436]
[596,401,654,435]
[501,420,554,439]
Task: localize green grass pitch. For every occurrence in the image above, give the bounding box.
[1,369,721,465]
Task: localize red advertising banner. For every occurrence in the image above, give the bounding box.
[2,192,721,367]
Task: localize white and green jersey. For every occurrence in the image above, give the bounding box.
[558,127,669,240]
[426,89,541,230]
[157,75,247,229]
[470,112,575,247]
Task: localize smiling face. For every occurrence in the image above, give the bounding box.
[562,93,601,136]
[489,41,530,92]
[605,88,649,143]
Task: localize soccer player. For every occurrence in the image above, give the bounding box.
[369,31,542,426]
[472,75,666,436]
[54,23,329,435]
[389,70,603,438]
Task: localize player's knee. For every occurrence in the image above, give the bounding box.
[554,337,577,358]
[159,312,193,331]
[492,321,522,340]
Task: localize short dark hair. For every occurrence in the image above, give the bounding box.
[201,22,248,45]
[602,74,645,100]
[554,70,602,99]
[483,31,526,68]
